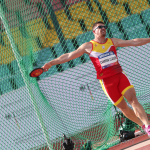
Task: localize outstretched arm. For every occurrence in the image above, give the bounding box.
[112,38,150,47]
[42,42,91,72]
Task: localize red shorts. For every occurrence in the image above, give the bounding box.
[99,72,134,106]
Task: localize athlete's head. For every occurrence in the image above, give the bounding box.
[92,21,107,37]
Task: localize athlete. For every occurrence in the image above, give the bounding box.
[42,21,150,137]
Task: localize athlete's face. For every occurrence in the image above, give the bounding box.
[93,23,107,37]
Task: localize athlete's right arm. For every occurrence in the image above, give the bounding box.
[42,43,90,71]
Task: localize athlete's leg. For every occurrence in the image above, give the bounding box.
[124,87,150,126]
[116,98,143,126]
[99,73,148,127]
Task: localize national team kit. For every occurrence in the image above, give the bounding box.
[89,38,134,106]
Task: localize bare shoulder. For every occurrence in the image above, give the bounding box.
[111,38,121,45]
[79,42,92,55]
[111,38,125,47]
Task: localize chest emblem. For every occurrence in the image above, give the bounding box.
[102,46,105,49]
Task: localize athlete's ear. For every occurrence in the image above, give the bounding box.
[93,30,95,33]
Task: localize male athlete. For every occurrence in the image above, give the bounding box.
[42,21,150,137]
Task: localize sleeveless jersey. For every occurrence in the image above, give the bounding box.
[89,38,122,79]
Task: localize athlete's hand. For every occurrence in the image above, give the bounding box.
[42,62,52,72]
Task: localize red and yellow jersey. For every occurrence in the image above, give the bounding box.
[89,38,122,79]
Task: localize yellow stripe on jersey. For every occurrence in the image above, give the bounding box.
[114,96,124,106]
[90,38,114,53]
[121,85,134,95]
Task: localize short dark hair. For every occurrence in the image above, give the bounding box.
[92,21,105,30]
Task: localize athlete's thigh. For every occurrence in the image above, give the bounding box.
[124,87,138,105]
[115,98,128,110]
[118,72,134,96]
[118,72,137,104]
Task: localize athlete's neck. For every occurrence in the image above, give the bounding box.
[93,37,107,44]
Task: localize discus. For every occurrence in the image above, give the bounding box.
[29,68,44,77]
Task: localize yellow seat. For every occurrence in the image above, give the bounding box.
[56,8,103,31]
[1,32,19,63]
[83,13,103,31]
[26,18,52,48]
[55,9,84,39]
[11,27,22,38]
[100,2,128,22]
[98,0,113,4]
[0,32,15,64]
[128,0,150,14]
[47,15,55,28]
[0,25,41,65]
[11,27,39,55]
[60,21,83,39]
[1,55,16,65]
[68,1,93,20]
[117,0,128,4]
[11,28,23,45]
[0,46,15,64]
[26,18,47,37]
[26,17,59,48]
[42,28,60,47]
[2,30,26,59]
[44,39,60,47]
[1,32,11,47]
[55,9,70,21]
[90,0,100,13]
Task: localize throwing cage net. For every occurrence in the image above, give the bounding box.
[1,0,150,149]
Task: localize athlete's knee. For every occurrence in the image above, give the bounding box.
[118,105,128,112]
[128,96,139,106]
[116,99,128,111]
[117,105,132,115]
[124,88,139,105]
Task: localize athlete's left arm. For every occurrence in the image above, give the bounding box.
[111,38,150,47]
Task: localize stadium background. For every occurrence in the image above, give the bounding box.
[1,0,150,149]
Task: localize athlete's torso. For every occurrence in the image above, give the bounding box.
[89,38,122,79]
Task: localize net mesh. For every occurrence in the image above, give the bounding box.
[1,0,150,150]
